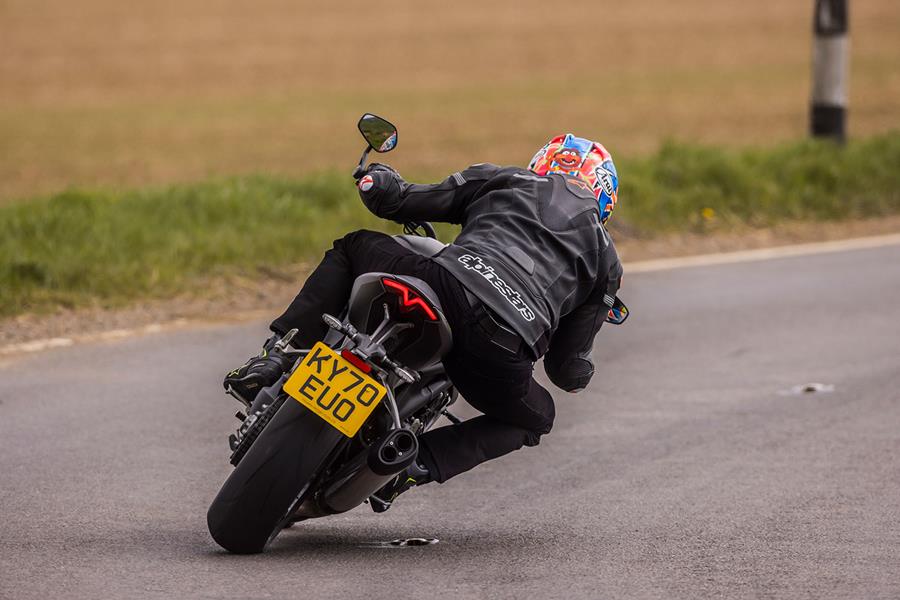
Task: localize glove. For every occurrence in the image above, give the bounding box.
[357,164,402,218]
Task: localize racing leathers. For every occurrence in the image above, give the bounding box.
[357,163,623,392]
[268,163,622,484]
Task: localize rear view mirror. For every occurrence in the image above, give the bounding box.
[358,114,398,153]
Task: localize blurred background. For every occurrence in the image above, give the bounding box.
[2,0,898,200]
[1,0,899,322]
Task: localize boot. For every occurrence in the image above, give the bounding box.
[370,459,431,513]
[223,334,299,406]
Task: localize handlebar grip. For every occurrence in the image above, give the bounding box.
[403,221,437,239]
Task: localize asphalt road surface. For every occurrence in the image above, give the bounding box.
[2,242,899,599]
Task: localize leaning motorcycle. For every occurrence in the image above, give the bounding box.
[207,114,460,554]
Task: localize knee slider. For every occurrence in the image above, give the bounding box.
[523,418,553,447]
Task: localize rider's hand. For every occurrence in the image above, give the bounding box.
[357,164,402,216]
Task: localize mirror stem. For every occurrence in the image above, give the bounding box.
[352,146,372,180]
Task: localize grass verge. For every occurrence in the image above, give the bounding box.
[2,132,899,318]
[616,132,900,234]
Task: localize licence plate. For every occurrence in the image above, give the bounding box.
[283,342,386,437]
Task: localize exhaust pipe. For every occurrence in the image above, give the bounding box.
[319,428,418,514]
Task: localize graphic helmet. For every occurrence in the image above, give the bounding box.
[528,134,619,223]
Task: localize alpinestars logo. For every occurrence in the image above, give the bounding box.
[458,254,536,322]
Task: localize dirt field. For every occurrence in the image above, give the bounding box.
[1,0,898,200]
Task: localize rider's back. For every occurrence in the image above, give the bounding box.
[433,164,621,357]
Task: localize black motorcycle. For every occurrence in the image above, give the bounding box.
[207,114,460,554]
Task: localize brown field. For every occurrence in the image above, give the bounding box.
[1,0,898,201]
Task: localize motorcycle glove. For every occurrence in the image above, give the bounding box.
[357,167,402,217]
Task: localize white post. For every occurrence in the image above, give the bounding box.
[811,0,849,143]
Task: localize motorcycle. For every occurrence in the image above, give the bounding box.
[207,114,459,554]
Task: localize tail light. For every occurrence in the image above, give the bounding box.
[341,349,372,373]
[381,278,438,321]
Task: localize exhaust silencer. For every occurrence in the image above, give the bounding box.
[320,428,418,514]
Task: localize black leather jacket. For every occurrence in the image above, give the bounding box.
[359,163,623,392]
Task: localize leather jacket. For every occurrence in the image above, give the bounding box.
[359,163,623,392]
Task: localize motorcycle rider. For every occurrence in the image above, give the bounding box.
[224,133,623,511]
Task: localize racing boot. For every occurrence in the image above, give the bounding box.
[370,459,431,513]
[223,333,300,407]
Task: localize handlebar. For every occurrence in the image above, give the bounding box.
[403,221,437,239]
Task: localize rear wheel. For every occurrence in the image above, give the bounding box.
[207,396,344,554]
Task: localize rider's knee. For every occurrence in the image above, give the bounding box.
[522,405,555,447]
[333,229,381,252]
[523,427,549,448]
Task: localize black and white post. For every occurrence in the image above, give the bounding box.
[811,0,849,143]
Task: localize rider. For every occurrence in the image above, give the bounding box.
[224,133,623,511]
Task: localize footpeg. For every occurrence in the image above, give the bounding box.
[274,328,298,351]
[225,384,251,408]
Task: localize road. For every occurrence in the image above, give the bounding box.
[1,242,899,599]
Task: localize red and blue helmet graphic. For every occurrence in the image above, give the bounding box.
[529,134,619,223]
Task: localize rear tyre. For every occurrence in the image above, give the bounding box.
[207,396,343,554]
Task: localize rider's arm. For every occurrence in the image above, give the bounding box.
[543,258,623,393]
[357,163,500,225]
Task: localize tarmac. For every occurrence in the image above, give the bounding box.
[1,241,899,599]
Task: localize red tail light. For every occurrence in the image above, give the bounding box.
[341,349,372,373]
[381,278,438,321]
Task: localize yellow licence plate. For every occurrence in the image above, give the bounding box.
[283,342,386,437]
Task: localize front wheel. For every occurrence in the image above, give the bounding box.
[207,396,343,554]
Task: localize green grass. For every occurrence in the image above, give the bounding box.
[2,133,899,318]
[0,174,385,316]
[616,132,900,234]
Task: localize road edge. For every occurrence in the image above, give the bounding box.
[626,231,900,273]
[3,232,900,358]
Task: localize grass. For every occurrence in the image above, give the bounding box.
[617,132,900,233]
[2,132,899,318]
[1,174,381,316]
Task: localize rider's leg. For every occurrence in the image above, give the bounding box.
[269,229,435,347]
[370,368,552,510]
[226,229,437,402]
[413,304,556,484]
[417,370,555,484]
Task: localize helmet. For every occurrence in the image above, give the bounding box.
[529,134,619,223]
